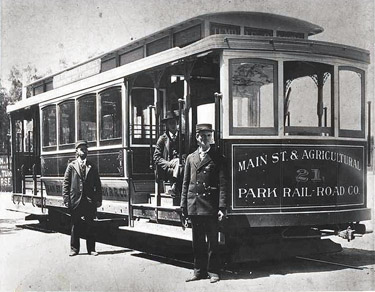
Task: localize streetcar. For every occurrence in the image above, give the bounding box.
[7,11,372,261]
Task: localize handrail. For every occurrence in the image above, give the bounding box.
[126,148,134,227]
[178,99,185,161]
[21,164,25,195]
[368,101,372,167]
[32,164,37,195]
[323,107,328,128]
[148,105,155,170]
[40,176,44,213]
[214,92,222,150]
[6,134,11,170]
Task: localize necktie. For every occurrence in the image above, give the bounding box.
[81,163,86,180]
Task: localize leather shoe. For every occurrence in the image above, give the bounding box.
[185,275,203,282]
[169,183,177,198]
[69,251,78,257]
[89,251,99,256]
[210,277,220,283]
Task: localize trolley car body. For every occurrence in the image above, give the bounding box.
[8,12,372,254]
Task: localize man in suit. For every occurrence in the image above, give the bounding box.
[153,111,185,197]
[63,140,103,257]
[180,123,227,283]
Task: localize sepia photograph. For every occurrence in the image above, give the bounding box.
[0,0,374,291]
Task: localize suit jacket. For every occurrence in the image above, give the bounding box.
[180,148,227,216]
[63,159,103,210]
[153,131,184,180]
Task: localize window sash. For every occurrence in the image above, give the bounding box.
[229,58,278,136]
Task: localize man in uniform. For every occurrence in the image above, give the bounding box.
[180,124,227,283]
[153,111,185,197]
[63,140,103,256]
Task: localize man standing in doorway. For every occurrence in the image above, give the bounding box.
[180,124,227,283]
[63,140,102,256]
[153,111,185,198]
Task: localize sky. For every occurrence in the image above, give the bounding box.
[0,0,374,94]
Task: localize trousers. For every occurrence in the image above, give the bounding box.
[190,215,220,277]
[70,197,96,253]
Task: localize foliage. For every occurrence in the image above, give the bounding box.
[0,80,10,152]
[7,66,22,104]
[0,65,41,152]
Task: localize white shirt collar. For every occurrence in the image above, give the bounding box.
[198,146,210,155]
[169,131,178,139]
[77,157,86,165]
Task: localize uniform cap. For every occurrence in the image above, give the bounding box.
[75,140,88,149]
[162,111,178,122]
[196,123,214,133]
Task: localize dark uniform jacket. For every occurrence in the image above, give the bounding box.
[153,132,184,180]
[181,148,227,216]
[63,159,102,210]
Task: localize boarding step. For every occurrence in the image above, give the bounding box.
[149,193,181,207]
[131,203,181,222]
[24,175,43,195]
[119,218,191,241]
[8,193,47,216]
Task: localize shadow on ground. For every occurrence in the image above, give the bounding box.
[10,211,375,281]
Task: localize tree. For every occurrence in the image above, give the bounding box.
[0,65,42,152]
[7,65,41,102]
[0,80,10,152]
[7,66,22,104]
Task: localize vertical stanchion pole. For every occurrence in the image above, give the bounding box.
[21,164,25,194]
[148,105,155,170]
[214,92,222,151]
[178,99,185,161]
[368,101,372,167]
[32,164,37,195]
[40,177,44,213]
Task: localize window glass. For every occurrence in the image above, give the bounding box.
[120,47,143,66]
[244,27,273,37]
[100,88,122,140]
[45,81,53,92]
[284,61,333,135]
[210,23,240,35]
[339,69,362,131]
[42,106,57,147]
[78,95,97,142]
[101,57,117,72]
[230,59,276,135]
[286,75,332,127]
[59,101,75,145]
[173,25,202,47]
[131,88,156,144]
[24,120,33,152]
[15,120,22,152]
[146,36,170,56]
[34,84,44,95]
[276,31,304,39]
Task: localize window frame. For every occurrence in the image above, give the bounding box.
[283,60,335,137]
[98,86,123,146]
[77,93,97,147]
[130,87,156,146]
[58,99,76,150]
[338,66,365,138]
[41,105,57,151]
[228,58,278,136]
